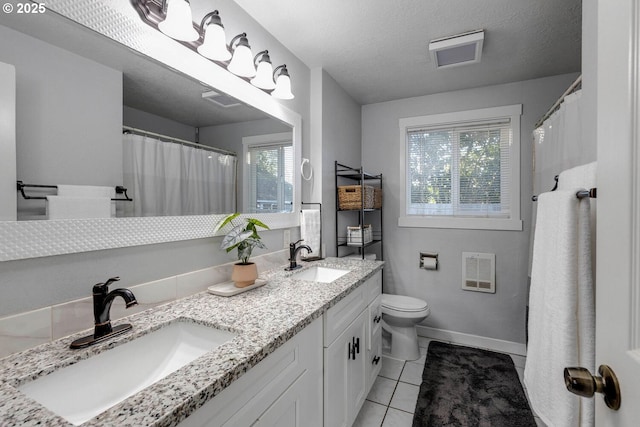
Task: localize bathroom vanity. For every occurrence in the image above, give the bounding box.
[0,258,383,426]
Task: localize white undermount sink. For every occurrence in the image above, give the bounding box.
[18,320,236,426]
[290,266,350,283]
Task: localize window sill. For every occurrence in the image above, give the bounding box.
[398,216,523,231]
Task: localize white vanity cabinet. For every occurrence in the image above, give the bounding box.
[323,271,382,427]
[179,318,323,427]
[178,269,383,427]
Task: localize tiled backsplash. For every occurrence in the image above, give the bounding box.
[0,249,288,359]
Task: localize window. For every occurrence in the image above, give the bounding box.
[243,133,293,213]
[399,105,522,230]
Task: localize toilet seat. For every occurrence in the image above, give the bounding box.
[380,293,430,360]
[381,294,428,312]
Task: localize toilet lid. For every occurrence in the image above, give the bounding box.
[381,294,428,312]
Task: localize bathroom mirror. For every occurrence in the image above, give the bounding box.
[0,0,302,261]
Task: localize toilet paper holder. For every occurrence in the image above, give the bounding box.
[420,252,438,270]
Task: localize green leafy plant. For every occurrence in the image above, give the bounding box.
[214,213,270,264]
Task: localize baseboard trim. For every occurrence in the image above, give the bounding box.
[416,325,527,356]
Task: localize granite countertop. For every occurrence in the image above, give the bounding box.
[0,258,383,426]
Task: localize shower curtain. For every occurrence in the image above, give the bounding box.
[122,134,236,216]
[532,90,593,195]
[527,87,597,427]
[529,90,597,274]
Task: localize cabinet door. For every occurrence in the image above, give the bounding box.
[366,295,383,393]
[367,294,382,351]
[254,367,322,427]
[179,319,322,427]
[366,330,383,393]
[324,310,367,427]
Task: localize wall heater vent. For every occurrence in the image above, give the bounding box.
[462,252,495,293]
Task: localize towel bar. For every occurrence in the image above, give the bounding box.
[17,181,133,201]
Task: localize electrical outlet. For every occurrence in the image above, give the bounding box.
[283,229,291,248]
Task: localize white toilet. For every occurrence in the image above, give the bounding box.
[380,294,430,361]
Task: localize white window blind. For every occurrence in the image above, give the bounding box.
[248,142,293,213]
[406,119,512,218]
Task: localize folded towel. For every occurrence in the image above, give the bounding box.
[57,185,115,198]
[558,161,597,191]
[300,209,321,256]
[525,190,594,427]
[46,196,112,220]
[56,185,116,217]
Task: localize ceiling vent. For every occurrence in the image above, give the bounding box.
[202,90,241,108]
[429,29,484,69]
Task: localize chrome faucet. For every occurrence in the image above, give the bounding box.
[286,239,312,271]
[70,276,138,349]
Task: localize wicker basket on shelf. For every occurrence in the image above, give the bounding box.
[338,185,374,210]
[373,188,382,209]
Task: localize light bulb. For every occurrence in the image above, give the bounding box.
[158,0,199,42]
[272,66,294,99]
[197,22,231,61]
[251,52,276,90]
[227,35,256,77]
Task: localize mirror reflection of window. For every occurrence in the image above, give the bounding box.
[245,135,293,214]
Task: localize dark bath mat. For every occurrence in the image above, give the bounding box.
[412,341,536,427]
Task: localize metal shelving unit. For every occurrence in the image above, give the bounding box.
[335,161,383,260]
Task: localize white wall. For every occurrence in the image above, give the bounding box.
[0,26,122,195]
[582,0,597,155]
[362,74,579,344]
[309,69,362,257]
[2,25,123,220]
[123,106,196,142]
[199,119,292,153]
[0,62,16,221]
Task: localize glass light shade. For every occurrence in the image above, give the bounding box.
[227,44,256,77]
[197,24,231,61]
[272,73,294,99]
[158,0,199,42]
[251,60,276,90]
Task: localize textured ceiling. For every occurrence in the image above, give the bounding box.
[0,0,582,122]
[234,0,582,105]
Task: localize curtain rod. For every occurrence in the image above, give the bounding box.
[122,126,237,157]
[534,75,582,129]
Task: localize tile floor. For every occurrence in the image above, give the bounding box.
[353,337,547,427]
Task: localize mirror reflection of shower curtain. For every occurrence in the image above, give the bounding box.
[123,134,236,216]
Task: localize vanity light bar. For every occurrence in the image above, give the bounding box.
[133,0,294,99]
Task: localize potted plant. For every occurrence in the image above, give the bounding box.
[214,213,270,287]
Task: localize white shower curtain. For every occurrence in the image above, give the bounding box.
[123,134,236,216]
[527,86,597,427]
[532,90,593,196]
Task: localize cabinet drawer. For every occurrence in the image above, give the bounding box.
[367,294,382,351]
[324,270,383,347]
[365,271,382,304]
[324,286,366,347]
